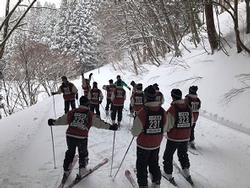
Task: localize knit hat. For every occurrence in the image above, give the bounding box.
[189,86,198,95]
[109,79,113,84]
[93,81,98,88]
[171,89,182,100]
[153,83,159,91]
[144,85,156,102]
[130,81,136,87]
[79,96,89,106]
[116,75,121,79]
[136,83,143,91]
[61,76,67,81]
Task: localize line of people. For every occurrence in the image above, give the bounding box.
[49,74,201,188]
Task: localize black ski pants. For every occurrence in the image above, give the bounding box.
[189,123,196,142]
[90,104,100,116]
[63,136,88,171]
[111,105,123,122]
[163,140,190,174]
[136,147,161,187]
[105,99,112,111]
[64,100,76,114]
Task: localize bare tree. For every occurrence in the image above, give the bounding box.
[205,0,219,53]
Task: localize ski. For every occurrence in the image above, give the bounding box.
[188,149,199,156]
[173,161,194,187]
[65,158,109,188]
[162,172,178,187]
[57,154,78,188]
[125,170,138,188]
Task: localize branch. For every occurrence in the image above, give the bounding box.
[19,4,57,11]
[0,0,38,48]
[0,0,22,32]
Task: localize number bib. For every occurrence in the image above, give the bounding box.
[116,90,124,98]
[70,112,89,131]
[174,105,191,129]
[134,96,143,105]
[144,108,164,135]
[191,101,200,112]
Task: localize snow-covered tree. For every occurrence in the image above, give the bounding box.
[53,0,100,72]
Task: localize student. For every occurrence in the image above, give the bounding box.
[185,86,201,149]
[88,82,103,117]
[82,73,92,97]
[131,85,167,188]
[114,75,131,90]
[51,76,78,113]
[153,83,164,106]
[102,79,116,115]
[130,83,144,116]
[162,89,193,185]
[111,80,126,127]
[48,96,118,184]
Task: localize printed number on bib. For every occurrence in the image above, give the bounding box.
[177,112,190,128]
[146,115,162,134]
[71,112,88,130]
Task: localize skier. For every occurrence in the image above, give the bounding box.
[131,85,167,188]
[130,83,144,116]
[129,80,137,116]
[114,75,131,90]
[82,73,92,97]
[111,79,126,127]
[88,82,103,117]
[185,86,201,149]
[162,89,193,185]
[51,76,78,114]
[153,83,164,106]
[102,79,116,115]
[48,96,118,183]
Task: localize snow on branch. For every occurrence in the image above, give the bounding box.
[169,76,203,87]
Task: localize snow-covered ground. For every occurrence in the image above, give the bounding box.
[1,4,250,188]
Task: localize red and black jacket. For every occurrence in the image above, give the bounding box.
[111,87,126,106]
[66,108,93,139]
[137,106,166,150]
[185,94,201,123]
[167,102,192,142]
[60,82,76,101]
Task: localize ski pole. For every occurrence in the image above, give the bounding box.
[52,95,57,117]
[51,95,57,169]
[110,131,116,177]
[50,126,56,169]
[113,136,135,180]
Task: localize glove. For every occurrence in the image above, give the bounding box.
[51,92,56,95]
[128,87,131,91]
[109,123,118,131]
[90,73,93,77]
[76,93,78,100]
[99,100,102,104]
[48,119,55,126]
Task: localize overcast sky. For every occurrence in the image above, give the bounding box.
[0,0,61,17]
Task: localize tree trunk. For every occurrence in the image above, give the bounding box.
[205,0,219,53]
[233,0,243,53]
[159,0,181,57]
[184,0,201,47]
[246,0,250,33]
